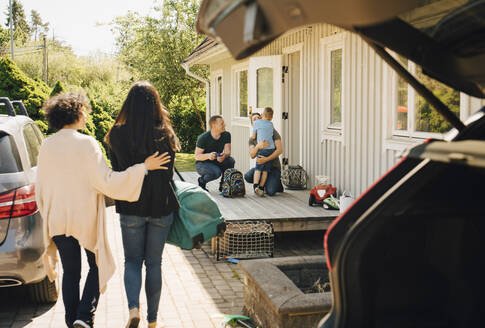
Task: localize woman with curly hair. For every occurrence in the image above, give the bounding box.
[105,81,180,328]
[36,92,170,328]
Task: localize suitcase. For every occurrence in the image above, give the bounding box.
[167,178,226,250]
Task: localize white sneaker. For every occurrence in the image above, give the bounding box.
[73,320,90,328]
[255,188,264,197]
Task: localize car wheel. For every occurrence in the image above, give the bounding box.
[309,194,316,206]
[28,277,58,304]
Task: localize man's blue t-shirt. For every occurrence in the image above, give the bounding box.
[253,119,275,149]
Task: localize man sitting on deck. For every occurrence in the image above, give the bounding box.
[195,115,235,192]
[244,112,284,196]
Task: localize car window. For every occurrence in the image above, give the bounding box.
[23,124,41,167]
[0,103,7,115]
[0,132,22,173]
[31,123,44,143]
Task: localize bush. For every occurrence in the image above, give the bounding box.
[0,57,49,120]
[86,80,130,118]
[169,96,206,153]
[35,119,48,134]
[50,80,66,96]
[89,98,114,148]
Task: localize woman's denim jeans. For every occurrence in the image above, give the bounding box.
[120,213,174,323]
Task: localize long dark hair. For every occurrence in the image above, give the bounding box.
[106,81,180,154]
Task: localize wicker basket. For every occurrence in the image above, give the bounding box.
[281,165,308,190]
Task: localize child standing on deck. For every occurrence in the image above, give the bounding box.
[251,107,275,196]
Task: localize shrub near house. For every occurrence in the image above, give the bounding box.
[0,58,114,157]
[0,57,49,120]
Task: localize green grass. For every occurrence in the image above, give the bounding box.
[175,153,196,172]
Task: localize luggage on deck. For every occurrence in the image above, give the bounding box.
[167,180,226,250]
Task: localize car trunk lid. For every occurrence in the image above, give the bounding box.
[197,0,485,98]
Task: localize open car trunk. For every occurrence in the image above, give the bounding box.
[321,113,485,328]
[195,1,485,326]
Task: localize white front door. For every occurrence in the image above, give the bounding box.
[248,56,283,134]
[248,56,282,169]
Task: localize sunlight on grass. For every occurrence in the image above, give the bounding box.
[175,153,196,172]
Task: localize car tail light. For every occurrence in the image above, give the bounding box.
[0,184,38,219]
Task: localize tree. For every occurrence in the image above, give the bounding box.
[4,0,30,44]
[0,27,8,56]
[111,0,208,151]
[30,10,48,41]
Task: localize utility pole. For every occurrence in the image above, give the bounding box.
[42,36,48,82]
[9,0,14,60]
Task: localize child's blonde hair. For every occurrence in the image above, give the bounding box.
[263,107,273,119]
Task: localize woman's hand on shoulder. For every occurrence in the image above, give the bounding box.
[144,151,171,170]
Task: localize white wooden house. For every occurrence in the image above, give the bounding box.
[183,23,485,197]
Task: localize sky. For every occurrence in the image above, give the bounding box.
[0,0,159,56]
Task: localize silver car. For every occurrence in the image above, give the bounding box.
[0,97,58,303]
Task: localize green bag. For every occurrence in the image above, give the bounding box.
[323,195,340,210]
[167,180,226,249]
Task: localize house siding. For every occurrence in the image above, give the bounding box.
[205,23,485,197]
[254,24,392,195]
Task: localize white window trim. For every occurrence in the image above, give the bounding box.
[384,57,456,150]
[231,62,250,124]
[211,69,223,116]
[320,33,346,143]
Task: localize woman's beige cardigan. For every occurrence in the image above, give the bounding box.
[35,129,147,293]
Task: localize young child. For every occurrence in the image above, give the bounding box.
[251,107,275,196]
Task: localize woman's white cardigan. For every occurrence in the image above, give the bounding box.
[35,129,146,293]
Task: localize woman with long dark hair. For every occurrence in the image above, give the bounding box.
[106,81,180,328]
[36,92,170,328]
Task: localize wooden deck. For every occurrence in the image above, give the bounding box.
[178,172,338,232]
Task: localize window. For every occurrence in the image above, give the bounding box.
[0,103,9,115]
[32,123,44,143]
[0,133,22,173]
[330,49,343,126]
[23,125,41,167]
[217,75,223,114]
[236,70,248,117]
[392,59,460,137]
[395,56,408,131]
[321,33,346,140]
[257,67,273,108]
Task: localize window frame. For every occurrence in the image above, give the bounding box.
[211,69,223,116]
[390,59,461,140]
[320,33,346,142]
[231,62,250,122]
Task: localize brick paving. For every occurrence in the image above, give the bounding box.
[0,207,245,328]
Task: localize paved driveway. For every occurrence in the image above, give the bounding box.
[0,207,245,328]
